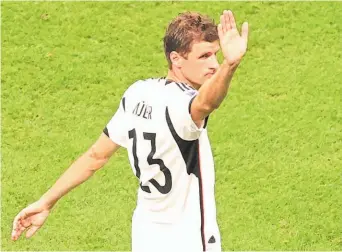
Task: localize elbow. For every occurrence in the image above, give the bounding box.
[208,102,220,110]
[197,93,223,113]
[86,147,109,172]
[200,101,219,113]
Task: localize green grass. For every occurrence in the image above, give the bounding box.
[1,1,342,251]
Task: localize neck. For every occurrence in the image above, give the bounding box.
[166,69,200,90]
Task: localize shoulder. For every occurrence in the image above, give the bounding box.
[165,80,198,100]
[123,77,165,97]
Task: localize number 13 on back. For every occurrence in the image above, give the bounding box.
[128,128,172,194]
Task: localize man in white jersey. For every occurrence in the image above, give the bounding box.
[12,10,248,252]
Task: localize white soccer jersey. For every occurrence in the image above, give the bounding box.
[104,77,221,251]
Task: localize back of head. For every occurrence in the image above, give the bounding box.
[163,12,218,69]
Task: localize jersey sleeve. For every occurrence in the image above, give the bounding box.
[103,97,128,148]
[166,88,207,141]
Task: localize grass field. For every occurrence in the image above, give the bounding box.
[1,1,342,251]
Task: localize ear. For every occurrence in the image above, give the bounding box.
[170,51,183,68]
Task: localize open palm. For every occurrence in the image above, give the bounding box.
[218,10,249,66]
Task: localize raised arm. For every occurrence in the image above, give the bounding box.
[190,10,249,124]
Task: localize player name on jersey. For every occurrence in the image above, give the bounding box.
[132,101,152,120]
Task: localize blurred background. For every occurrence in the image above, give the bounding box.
[1,1,341,250]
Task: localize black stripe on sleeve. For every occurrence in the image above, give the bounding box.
[188,96,210,129]
[103,127,109,137]
[203,116,209,129]
[175,83,186,91]
[122,97,126,112]
[180,83,190,90]
[188,95,196,114]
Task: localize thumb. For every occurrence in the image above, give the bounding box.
[241,22,249,42]
[25,225,40,238]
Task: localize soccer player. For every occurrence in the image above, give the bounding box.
[11,10,248,252]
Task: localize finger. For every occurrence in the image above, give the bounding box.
[13,210,28,231]
[224,10,231,30]
[220,14,226,33]
[228,10,236,29]
[11,229,19,240]
[14,210,28,226]
[20,218,32,228]
[25,225,40,238]
[11,231,19,241]
[11,219,20,240]
[12,209,30,240]
[11,226,25,241]
[12,219,20,233]
[241,22,249,42]
[12,216,22,233]
[217,23,224,40]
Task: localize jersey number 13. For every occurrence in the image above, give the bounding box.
[128,128,172,194]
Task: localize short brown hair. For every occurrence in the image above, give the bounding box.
[163,12,219,69]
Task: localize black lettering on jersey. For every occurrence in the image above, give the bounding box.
[132,101,145,116]
[128,129,151,193]
[132,101,152,119]
[128,129,172,194]
[143,105,152,119]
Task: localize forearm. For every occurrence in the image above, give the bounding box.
[38,150,108,209]
[197,60,239,109]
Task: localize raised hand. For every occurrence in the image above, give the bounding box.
[218,10,249,66]
[11,201,50,241]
